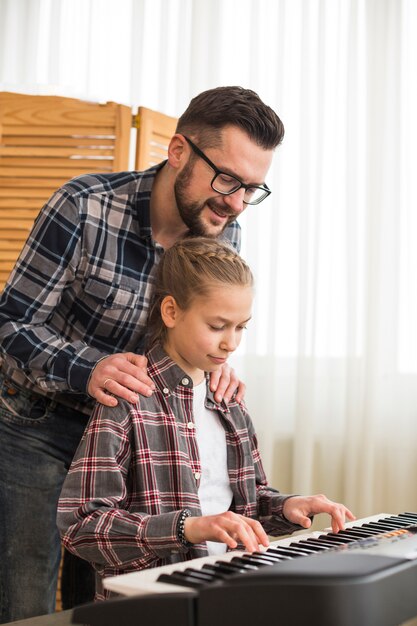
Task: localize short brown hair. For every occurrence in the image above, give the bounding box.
[176,86,284,150]
[146,237,253,348]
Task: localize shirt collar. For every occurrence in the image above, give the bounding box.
[146,343,229,413]
[146,343,192,392]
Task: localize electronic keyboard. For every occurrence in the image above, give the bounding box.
[72,511,417,626]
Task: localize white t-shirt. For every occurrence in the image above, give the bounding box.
[192,380,233,556]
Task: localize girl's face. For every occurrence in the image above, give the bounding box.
[163,284,253,384]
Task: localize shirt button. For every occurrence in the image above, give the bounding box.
[194,472,201,480]
[181,377,190,385]
[187,422,195,429]
[162,387,169,395]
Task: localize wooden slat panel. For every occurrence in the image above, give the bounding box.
[0,147,115,157]
[0,157,113,168]
[0,271,13,283]
[0,229,31,239]
[0,166,112,178]
[0,95,124,127]
[0,253,20,264]
[0,219,35,230]
[0,240,24,250]
[2,136,116,147]
[113,104,131,171]
[0,207,41,216]
[3,126,117,136]
[134,106,177,170]
[0,187,57,197]
[0,92,132,291]
[0,177,73,188]
[0,201,45,211]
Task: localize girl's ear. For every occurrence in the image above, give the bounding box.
[161,295,179,328]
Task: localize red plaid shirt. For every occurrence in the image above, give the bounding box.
[57,344,299,598]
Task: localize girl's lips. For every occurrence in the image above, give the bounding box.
[208,355,227,364]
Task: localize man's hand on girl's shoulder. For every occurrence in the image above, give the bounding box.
[88,352,155,407]
[209,363,246,404]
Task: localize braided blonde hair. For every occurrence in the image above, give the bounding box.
[146,237,253,348]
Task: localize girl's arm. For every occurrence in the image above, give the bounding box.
[57,402,190,568]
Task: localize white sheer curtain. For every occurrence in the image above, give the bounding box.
[1,0,417,521]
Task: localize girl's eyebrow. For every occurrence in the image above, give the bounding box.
[210,316,252,324]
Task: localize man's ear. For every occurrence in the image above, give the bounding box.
[161,295,180,328]
[167,134,188,170]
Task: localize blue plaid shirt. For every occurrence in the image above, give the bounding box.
[0,163,241,413]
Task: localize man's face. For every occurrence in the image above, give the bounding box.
[174,126,273,238]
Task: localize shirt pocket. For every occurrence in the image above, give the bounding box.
[81,276,153,350]
[84,277,141,310]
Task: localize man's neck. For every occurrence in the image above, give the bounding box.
[150,164,188,249]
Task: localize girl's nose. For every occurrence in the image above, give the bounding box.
[220,333,238,353]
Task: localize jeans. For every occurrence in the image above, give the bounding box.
[0,371,95,623]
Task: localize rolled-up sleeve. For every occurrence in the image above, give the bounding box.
[57,403,189,568]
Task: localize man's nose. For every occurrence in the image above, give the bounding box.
[223,188,246,214]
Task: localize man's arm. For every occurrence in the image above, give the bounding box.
[0,185,155,401]
[0,187,98,392]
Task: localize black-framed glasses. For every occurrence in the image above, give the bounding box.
[183,135,271,205]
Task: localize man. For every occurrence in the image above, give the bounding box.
[0,86,284,622]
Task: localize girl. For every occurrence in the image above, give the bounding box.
[57,237,354,600]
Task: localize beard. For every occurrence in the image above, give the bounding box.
[174,159,236,237]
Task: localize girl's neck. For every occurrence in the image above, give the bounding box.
[162,342,205,386]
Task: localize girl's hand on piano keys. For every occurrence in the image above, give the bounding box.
[183,511,270,553]
[282,494,356,533]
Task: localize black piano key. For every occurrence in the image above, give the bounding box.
[264,548,292,560]
[242,553,279,566]
[400,512,417,520]
[202,563,242,578]
[360,522,399,534]
[253,550,288,562]
[352,525,385,535]
[217,559,258,571]
[294,540,329,552]
[367,520,408,532]
[289,542,321,554]
[203,562,249,575]
[336,529,377,539]
[267,546,307,558]
[183,568,218,582]
[379,515,409,528]
[318,533,354,544]
[230,555,271,568]
[157,572,205,589]
[384,516,417,527]
[246,551,286,564]
[304,537,337,549]
[275,545,315,556]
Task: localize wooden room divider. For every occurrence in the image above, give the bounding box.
[0,93,177,290]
